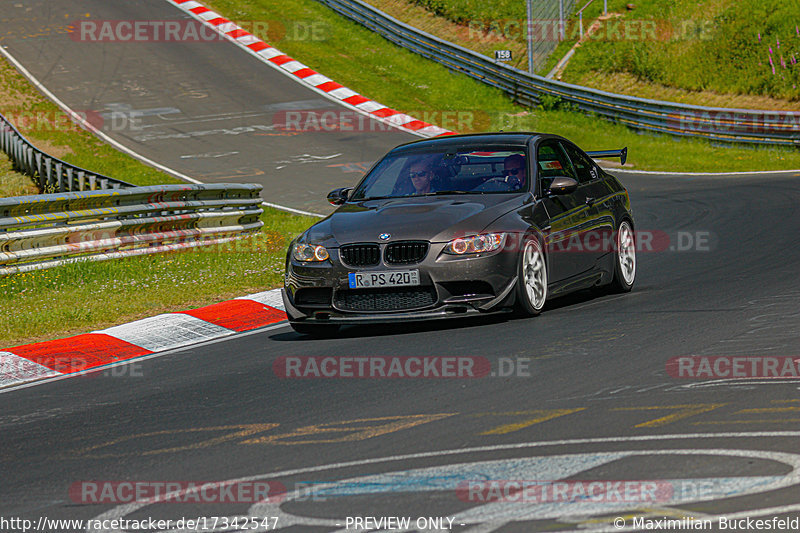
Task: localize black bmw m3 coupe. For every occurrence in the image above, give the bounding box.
[283,132,636,336]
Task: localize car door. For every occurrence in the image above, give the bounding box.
[534,139,591,282]
[560,141,616,272]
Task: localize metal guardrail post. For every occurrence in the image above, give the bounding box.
[25,147,33,175]
[0,111,135,193]
[55,162,63,192]
[526,0,534,75]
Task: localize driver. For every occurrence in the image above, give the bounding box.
[407,159,435,195]
[503,154,526,189]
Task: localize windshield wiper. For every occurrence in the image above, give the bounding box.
[422,190,470,196]
[359,195,394,200]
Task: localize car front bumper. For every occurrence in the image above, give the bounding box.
[283,242,520,324]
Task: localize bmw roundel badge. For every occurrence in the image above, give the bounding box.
[379,233,391,240]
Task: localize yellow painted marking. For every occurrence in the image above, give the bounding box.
[612,404,726,428]
[474,409,585,435]
[241,413,454,445]
[692,402,800,425]
[736,407,800,414]
[73,424,278,458]
[772,399,800,403]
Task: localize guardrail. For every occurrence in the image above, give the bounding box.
[0,184,264,276]
[0,112,132,193]
[317,0,800,147]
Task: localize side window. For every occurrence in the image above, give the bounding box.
[536,141,576,191]
[562,142,599,184]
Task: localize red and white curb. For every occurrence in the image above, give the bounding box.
[168,0,455,138]
[0,289,287,389]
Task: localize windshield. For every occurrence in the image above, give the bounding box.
[350,148,528,200]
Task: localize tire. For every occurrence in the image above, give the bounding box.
[609,219,636,293]
[515,236,548,316]
[289,322,340,337]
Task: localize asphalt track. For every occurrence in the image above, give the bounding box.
[1,1,800,532]
[0,0,413,214]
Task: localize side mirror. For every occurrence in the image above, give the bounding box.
[327,187,352,206]
[548,177,578,195]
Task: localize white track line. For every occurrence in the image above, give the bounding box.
[89,432,800,530]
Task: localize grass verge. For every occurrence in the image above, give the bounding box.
[0,208,314,347]
[205,0,800,171]
[0,55,313,347]
[0,154,39,197]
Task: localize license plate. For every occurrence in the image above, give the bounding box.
[348,270,420,289]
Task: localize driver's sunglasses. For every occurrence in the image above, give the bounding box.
[504,168,523,176]
[409,170,430,179]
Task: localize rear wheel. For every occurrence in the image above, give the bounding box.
[610,219,636,292]
[289,322,340,337]
[515,236,547,316]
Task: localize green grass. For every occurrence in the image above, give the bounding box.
[408,0,526,25]
[0,208,314,347]
[564,0,800,101]
[398,0,800,101]
[0,154,39,197]
[205,0,800,172]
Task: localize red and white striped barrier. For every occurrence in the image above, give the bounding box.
[169,0,455,138]
[1,289,287,388]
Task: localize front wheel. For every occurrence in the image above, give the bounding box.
[289,322,340,337]
[515,236,548,316]
[609,219,636,292]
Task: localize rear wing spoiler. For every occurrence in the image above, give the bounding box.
[586,147,627,166]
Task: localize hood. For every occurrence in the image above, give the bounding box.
[304,195,527,246]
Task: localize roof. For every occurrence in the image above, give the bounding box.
[391,132,565,153]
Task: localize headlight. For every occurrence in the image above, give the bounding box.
[443,233,506,255]
[292,243,330,262]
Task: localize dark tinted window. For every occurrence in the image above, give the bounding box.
[561,142,599,184]
[536,141,576,191]
[349,148,528,200]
